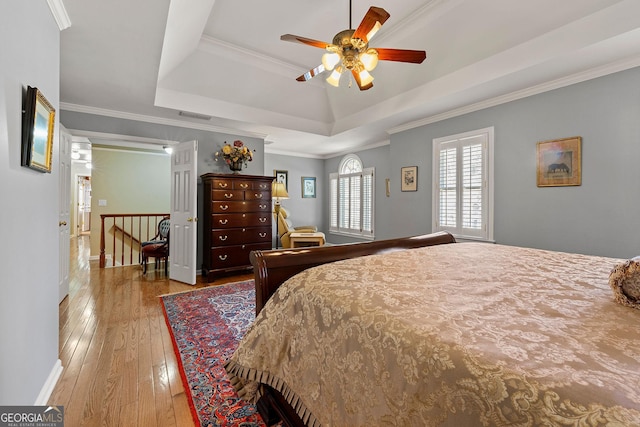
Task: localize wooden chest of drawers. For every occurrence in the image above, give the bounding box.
[201,173,273,281]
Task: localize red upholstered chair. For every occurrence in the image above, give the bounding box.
[141,218,170,274]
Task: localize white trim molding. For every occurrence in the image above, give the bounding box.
[35,359,63,405]
[46,0,71,31]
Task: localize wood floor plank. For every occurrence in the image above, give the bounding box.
[49,235,251,426]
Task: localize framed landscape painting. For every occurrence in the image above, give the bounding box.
[22,86,55,173]
[536,136,582,187]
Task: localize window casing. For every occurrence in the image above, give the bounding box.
[432,127,494,241]
[330,154,374,238]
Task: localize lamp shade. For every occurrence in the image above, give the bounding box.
[272,182,289,199]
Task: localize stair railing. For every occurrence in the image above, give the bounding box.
[99,213,169,268]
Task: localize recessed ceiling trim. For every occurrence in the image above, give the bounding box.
[60,102,268,139]
[67,129,179,146]
[264,146,324,159]
[158,0,216,82]
[322,139,391,160]
[389,54,640,134]
[46,0,71,30]
[198,35,324,87]
[155,87,332,137]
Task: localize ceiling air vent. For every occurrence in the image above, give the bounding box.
[179,111,212,120]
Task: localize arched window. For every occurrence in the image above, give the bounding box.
[340,154,363,174]
[330,154,374,238]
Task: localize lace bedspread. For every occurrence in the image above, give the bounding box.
[225,243,640,426]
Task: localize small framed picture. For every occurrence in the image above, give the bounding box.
[401,166,418,192]
[302,177,316,198]
[536,136,582,187]
[274,169,288,191]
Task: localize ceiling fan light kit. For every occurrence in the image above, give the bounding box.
[281,3,426,91]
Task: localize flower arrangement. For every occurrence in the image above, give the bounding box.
[215,140,254,172]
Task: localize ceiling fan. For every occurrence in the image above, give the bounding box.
[281,1,426,91]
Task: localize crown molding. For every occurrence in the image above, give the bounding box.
[59,102,268,139]
[47,0,71,31]
[389,56,640,135]
[67,129,178,146]
[322,139,391,160]
[264,147,324,159]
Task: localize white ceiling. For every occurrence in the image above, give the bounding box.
[59,0,640,158]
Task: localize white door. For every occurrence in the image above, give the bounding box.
[169,140,198,285]
[58,127,72,302]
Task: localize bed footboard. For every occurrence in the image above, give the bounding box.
[249,231,455,315]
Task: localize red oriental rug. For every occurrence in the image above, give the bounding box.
[160,280,265,427]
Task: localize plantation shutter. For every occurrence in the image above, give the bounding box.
[330,173,338,229]
[439,146,457,227]
[433,128,492,240]
[329,164,374,237]
[361,168,374,234]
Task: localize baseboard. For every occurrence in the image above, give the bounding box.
[35,359,63,405]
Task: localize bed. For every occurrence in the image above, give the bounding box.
[224,232,640,426]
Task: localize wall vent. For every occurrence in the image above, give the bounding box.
[179,111,212,120]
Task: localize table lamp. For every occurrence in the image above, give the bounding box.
[272,181,289,248]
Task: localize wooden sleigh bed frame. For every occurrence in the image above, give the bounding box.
[248,231,457,426]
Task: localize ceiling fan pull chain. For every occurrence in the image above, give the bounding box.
[349,0,352,29]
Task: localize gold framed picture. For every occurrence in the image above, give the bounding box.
[536,136,582,187]
[21,86,55,173]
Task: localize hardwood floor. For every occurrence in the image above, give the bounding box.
[48,235,252,426]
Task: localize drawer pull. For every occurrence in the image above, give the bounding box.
[218,182,228,188]
[218,235,228,241]
[259,204,267,209]
[224,193,233,199]
[218,255,228,261]
[219,219,228,225]
[240,183,249,189]
[259,217,267,223]
[220,204,229,211]
[242,245,246,249]
[255,193,263,198]
[259,184,268,189]
[259,232,267,238]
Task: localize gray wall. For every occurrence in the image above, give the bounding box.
[380,66,640,258]
[0,1,61,404]
[265,153,325,247]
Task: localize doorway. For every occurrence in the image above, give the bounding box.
[77,175,91,235]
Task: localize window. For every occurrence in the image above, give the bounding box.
[432,127,494,241]
[330,154,374,238]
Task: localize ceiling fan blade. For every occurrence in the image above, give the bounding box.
[376,48,426,64]
[351,69,373,91]
[281,34,332,49]
[296,64,326,82]
[352,7,390,43]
